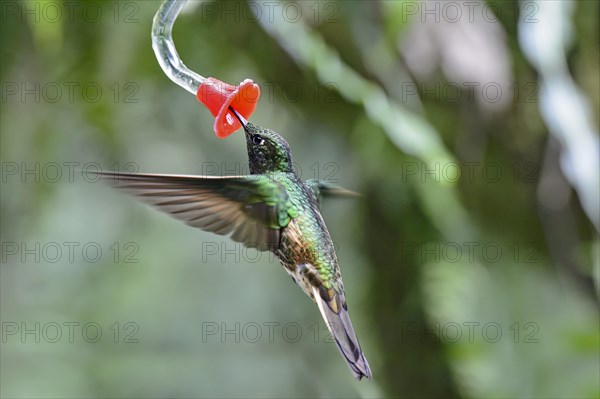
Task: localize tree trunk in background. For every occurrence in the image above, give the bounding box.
[364,181,461,398]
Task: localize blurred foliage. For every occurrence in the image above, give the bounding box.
[1,1,598,398]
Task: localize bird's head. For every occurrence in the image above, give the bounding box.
[230,108,294,175]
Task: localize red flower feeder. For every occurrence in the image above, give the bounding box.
[197,77,261,138]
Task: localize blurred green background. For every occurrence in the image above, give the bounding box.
[1,0,599,398]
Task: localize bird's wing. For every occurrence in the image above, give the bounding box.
[305,179,360,206]
[94,171,298,251]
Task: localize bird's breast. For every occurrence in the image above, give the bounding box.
[277,207,337,279]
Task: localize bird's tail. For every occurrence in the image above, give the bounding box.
[312,286,372,380]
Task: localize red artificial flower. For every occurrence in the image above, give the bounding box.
[196,77,260,138]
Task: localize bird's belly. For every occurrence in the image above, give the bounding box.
[276,213,336,300]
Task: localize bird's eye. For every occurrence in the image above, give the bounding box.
[252,135,265,145]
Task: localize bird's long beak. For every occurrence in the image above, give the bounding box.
[228,106,248,131]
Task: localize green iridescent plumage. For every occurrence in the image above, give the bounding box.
[94,121,372,380]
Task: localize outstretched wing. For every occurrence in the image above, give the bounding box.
[94,171,298,251]
[305,179,360,207]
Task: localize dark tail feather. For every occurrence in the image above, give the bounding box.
[312,287,372,380]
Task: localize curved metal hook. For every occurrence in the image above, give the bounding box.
[151,0,248,128]
[152,0,205,95]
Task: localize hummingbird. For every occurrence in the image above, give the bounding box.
[94,111,372,380]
